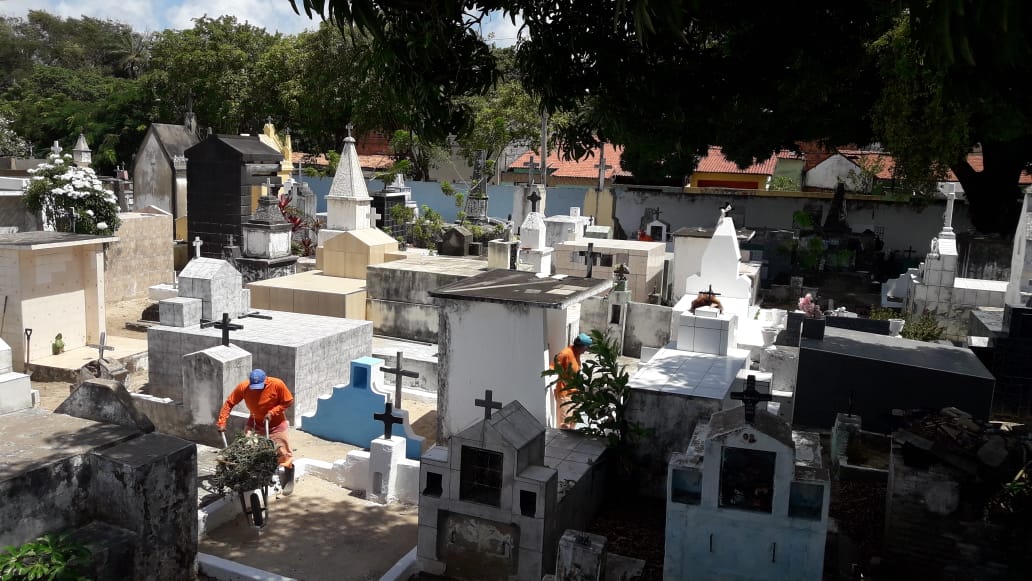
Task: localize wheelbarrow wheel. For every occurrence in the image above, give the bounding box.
[250,492,264,527]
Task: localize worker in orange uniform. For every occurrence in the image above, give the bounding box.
[217,369,296,494]
[553,332,592,430]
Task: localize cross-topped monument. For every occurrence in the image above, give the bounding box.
[521,156,537,186]
[373,401,404,439]
[730,375,772,423]
[528,190,542,214]
[382,351,420,409]
[475,389,503,420]
[192,236,203,259]
[87,331,114,364]
[201,312,243,347]
[578,242,598,278]
[594,147,612,192]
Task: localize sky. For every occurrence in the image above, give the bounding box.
[0,0,523,45]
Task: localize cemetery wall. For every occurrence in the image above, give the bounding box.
[614,187,973,257]
[579,297,609,340]
[624,302,673,358]
[104,212,174,303]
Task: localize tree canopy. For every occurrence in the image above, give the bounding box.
[289,0,1032,235]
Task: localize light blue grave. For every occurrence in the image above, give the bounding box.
[300,356,424,459]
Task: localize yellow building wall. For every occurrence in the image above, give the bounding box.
[582,188,615,227]
[689,172,766,189]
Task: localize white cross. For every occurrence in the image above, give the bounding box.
[51,140,62,155]
[370,208,381,229]
[192,236,203,258]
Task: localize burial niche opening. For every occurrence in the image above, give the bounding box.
[519,489,537,517]
[424,471,443,497]
[719,447,776,513]
[788,481,824,520]
[459,445,503,507]
[671,467,702,505]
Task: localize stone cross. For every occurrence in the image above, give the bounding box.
[521,156,537,185]
[370,208,382,229]
[942,192,956,233]
[475,389,503,420]
[373,401,404,439]
[731,375,772,424]
[579,242,597,278]
[528,190,542,214]
[207,312,243,347]
[266,115,274,126]
[346,123,354,139]
[192,236,203,258]
[51,141,62,155]
[87,331,114,363]
[594,147,612,192]
[381,351,419,409]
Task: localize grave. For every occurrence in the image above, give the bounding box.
[676,207,758,322]
[416,398,608,580]
[175,257,246,321]
[794,326,995,431]
[440,225,473,257]
[511,182,547,236]
[967,303,1032,419]
[553,238,666,302]
[0,231,118,372]
[186,134,283,259]
[301,356,424,459]
[671,224,756,302]
[372,174,417,238]
[543,207,591,249]
[366,254,488,343]
[665,399,829,580]
[1005,191,1032,305]
[429,269,611,438]
[518,194,553,275]
[583,224,612,240]
[0,408,197,579]
[0,337,34,414]
[235,192,298,283]
[132,110,200,239]
[318,126,373,245]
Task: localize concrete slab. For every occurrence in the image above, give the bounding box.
[0,407,138,480]
[29,335,148,383]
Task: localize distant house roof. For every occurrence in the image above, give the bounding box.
[148,123,200,163]
[291,152,393,172]
[507,143,628,181]
[695,146,779,176]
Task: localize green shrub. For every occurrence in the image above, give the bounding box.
[0,534,92,581]
[869,307,945,342]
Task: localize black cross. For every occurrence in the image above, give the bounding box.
[652,207,663,222]
[903,246,916,259]
[528,190,542,213]
[373,401,404,439]
[87,331,114,363]
[578,242,597,278]
[382,351,420,409]
[698,285,721,298]
[475,389,503,420]
[202,312,243,347]
[731,375,773,424]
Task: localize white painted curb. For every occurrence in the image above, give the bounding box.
[198,552,298,581]
[378,547,418,581]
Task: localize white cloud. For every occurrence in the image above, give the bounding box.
[0,0,322,34]
[481,10,524,48]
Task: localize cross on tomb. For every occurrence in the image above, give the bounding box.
[698,284,721,298]
[266,115,274,125]
[51,141,62,155]
[382,351,420,409]
[192,236,203,258]
[730,374,773,424]
[528,190,542,214]
[346,123,354,139]
[87,331,114,363]
[521,156,537,185]
[475,389,503,420]
[373,401,404,439]
[594,147,612,191]
[201,312,243,347]
[903,246,916,259]
[578,242,597,278]
[370,208,382,228]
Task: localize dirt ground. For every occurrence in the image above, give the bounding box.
[35,297,436,580]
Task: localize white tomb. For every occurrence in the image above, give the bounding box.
[665,403,829,580]
[319,131,373,244]
[678,210,756,323]
[543,207,590,248]
[676,306,738,356]
[519,209,553,275]
[1006,191,1032,306]
[0,338,34,414]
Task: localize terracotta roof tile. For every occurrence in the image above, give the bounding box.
[507,143,625,180]
[695,146,777,175]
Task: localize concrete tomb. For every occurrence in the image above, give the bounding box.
[440,225,473,257]
[0,337,34,414]
[55,377,155,433]
[678,209,757,322]
[301,356,424,459]
[553,238,666,302]
[671,225,756,303]
[543,207,590,249]
[430,269,610,438]
[175,257,247,322]
[665,402,829,580]
[518,202,553,275]
[0,408,197,580]
[417,399,608,581]
[968,303,1032,419]
[236,193,298,283]
[319,129,373,242]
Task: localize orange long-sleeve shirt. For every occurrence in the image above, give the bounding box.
[217,377,293,429]
[552,346,581,395]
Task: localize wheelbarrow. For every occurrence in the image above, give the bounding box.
[220,418,275,531]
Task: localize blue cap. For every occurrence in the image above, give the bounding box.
[248,369,267,389]
[575,332,593,347]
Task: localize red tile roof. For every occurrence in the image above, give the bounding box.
[507,143,626,180]
[695,146,778,176]
[836,150,1032,184]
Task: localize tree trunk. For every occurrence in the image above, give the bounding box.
[950,139,1030,236]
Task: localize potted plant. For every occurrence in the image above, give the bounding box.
[798,293,826,340]
[52,333,65,355]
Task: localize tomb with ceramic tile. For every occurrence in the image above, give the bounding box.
[416,397,608,581]
[664,385,829,581]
